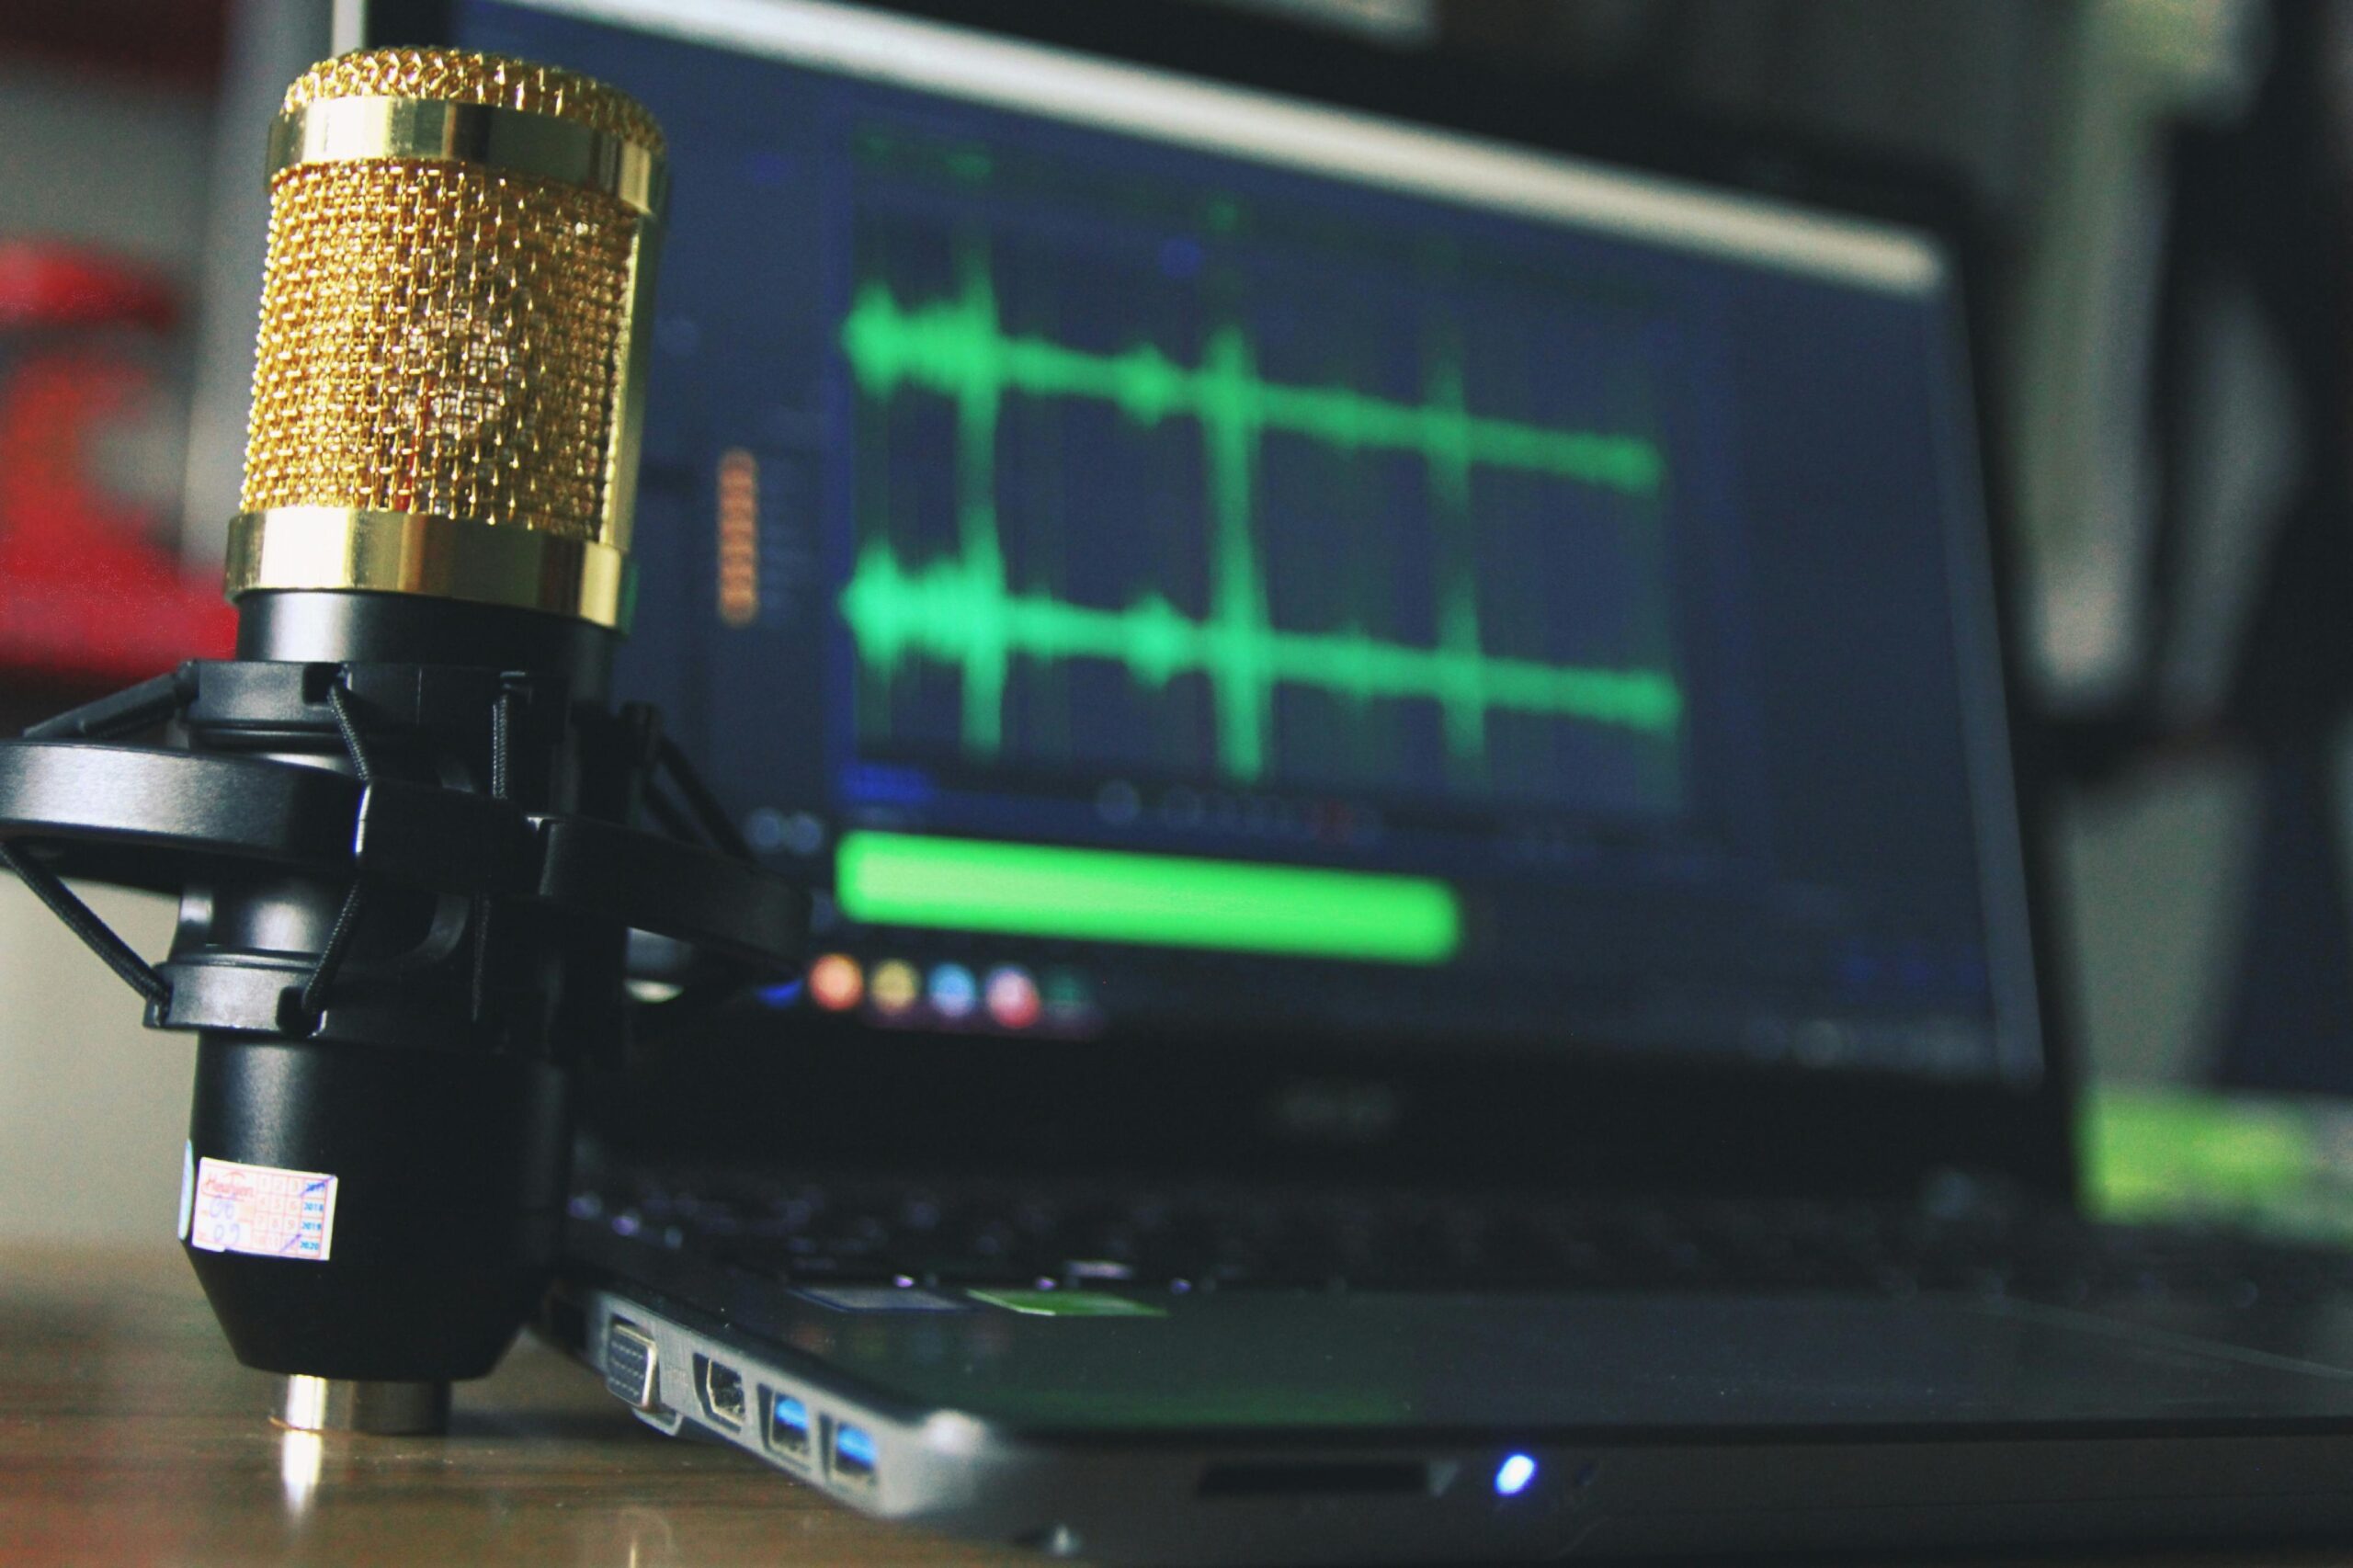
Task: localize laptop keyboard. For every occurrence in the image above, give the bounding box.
[573,1174,2353,1309]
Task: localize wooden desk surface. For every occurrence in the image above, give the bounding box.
[5,1244,2351,1568]
[0,1245,1026,1567]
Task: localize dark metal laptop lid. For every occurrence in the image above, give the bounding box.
[391,0,2074,1203]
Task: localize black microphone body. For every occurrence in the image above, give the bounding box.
[182,593,621,1383]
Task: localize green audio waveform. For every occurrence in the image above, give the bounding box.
[841,545,1682,744]
[838,250,1682,783]
[841,278,1666,497]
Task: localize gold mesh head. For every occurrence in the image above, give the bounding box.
[238,50,663,562]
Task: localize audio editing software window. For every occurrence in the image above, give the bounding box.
[460,1,2037,1084]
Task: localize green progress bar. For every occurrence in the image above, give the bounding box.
[835,831,1463,965]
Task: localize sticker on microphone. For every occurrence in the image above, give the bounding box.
[188,1157,339,1262]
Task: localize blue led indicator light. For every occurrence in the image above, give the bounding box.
[1495,1453,1538,1497]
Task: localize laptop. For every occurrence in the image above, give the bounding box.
[376,0,2353,1559]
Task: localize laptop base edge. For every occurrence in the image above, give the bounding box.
[544,1280,2353,1566]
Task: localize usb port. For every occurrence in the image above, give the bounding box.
[767,1392,812,1459]
[831,1420,878,1483]
[695,1354,746,1427]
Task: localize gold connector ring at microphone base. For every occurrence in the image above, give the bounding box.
[267,98,666,217]
[226,508,635,631]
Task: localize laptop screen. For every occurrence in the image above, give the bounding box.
[453,0,2042,1087]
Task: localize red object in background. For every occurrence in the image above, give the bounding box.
[0,242,237,683]
[0,244,178,331]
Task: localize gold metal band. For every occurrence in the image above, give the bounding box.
[267,98,666,216]
[226,507,635,630]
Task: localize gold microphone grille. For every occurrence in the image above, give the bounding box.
[239,50,663,556]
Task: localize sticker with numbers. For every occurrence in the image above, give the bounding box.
[188,1157,339,1262]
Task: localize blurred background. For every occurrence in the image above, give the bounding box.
[5,0,2349,1241]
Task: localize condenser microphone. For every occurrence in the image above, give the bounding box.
[0,51,803,1434]
[232,48,663,652]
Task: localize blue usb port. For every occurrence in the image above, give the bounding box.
[831,1420,878,1483]
[767,1392,811,1460]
